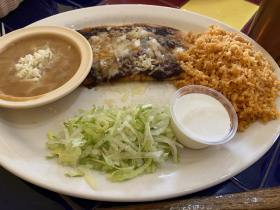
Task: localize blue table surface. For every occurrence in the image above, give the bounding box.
[0,0,280,209]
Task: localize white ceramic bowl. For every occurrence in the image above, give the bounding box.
[0,25,93,109]
[170,85,238,149]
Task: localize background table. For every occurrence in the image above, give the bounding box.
[1,0,280,209]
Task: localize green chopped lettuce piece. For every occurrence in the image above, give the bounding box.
[109,159,152,182]
[45,103,182,184]
[65,169,84,177]
[45,155,58,159]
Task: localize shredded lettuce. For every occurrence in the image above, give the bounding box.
[46,102,182,184]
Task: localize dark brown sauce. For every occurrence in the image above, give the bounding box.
[78,24,186,88]
[0,35,81,101]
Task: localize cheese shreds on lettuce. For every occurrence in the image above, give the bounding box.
[45,103,182,184]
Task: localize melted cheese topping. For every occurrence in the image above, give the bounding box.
[87,26,185,83]
[131,82,148,95]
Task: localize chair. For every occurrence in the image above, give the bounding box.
[0,0,59,34]
[54,0,103,9]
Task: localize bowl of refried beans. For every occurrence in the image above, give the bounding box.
[0,25,93,108]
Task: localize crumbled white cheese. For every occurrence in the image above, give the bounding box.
[114,48,129,59]
[108,66,120,78]
[145,48,154,57]
[155,51,163,60]
[149,39,160,52]
[136,54,155,70]
[139,29,148,38]
[100,59,107,69]
[142,56,154,70]
[133,39,141,48]
[120,34,126,42]
[15,47,53,82]
[175,47,184,53]
[174,47,184,59]
[127,27,148,39]
[90,36,100,42]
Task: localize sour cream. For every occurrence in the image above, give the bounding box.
[173,93,230,142]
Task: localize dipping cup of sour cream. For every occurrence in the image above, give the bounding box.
[170,85,238,149]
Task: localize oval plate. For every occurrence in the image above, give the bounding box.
[0,5,279,202]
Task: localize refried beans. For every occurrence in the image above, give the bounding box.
[0,35,81,101]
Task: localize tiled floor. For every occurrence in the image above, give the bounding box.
[1,0,280,209]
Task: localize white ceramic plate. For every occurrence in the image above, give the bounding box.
[0,5,280,202]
